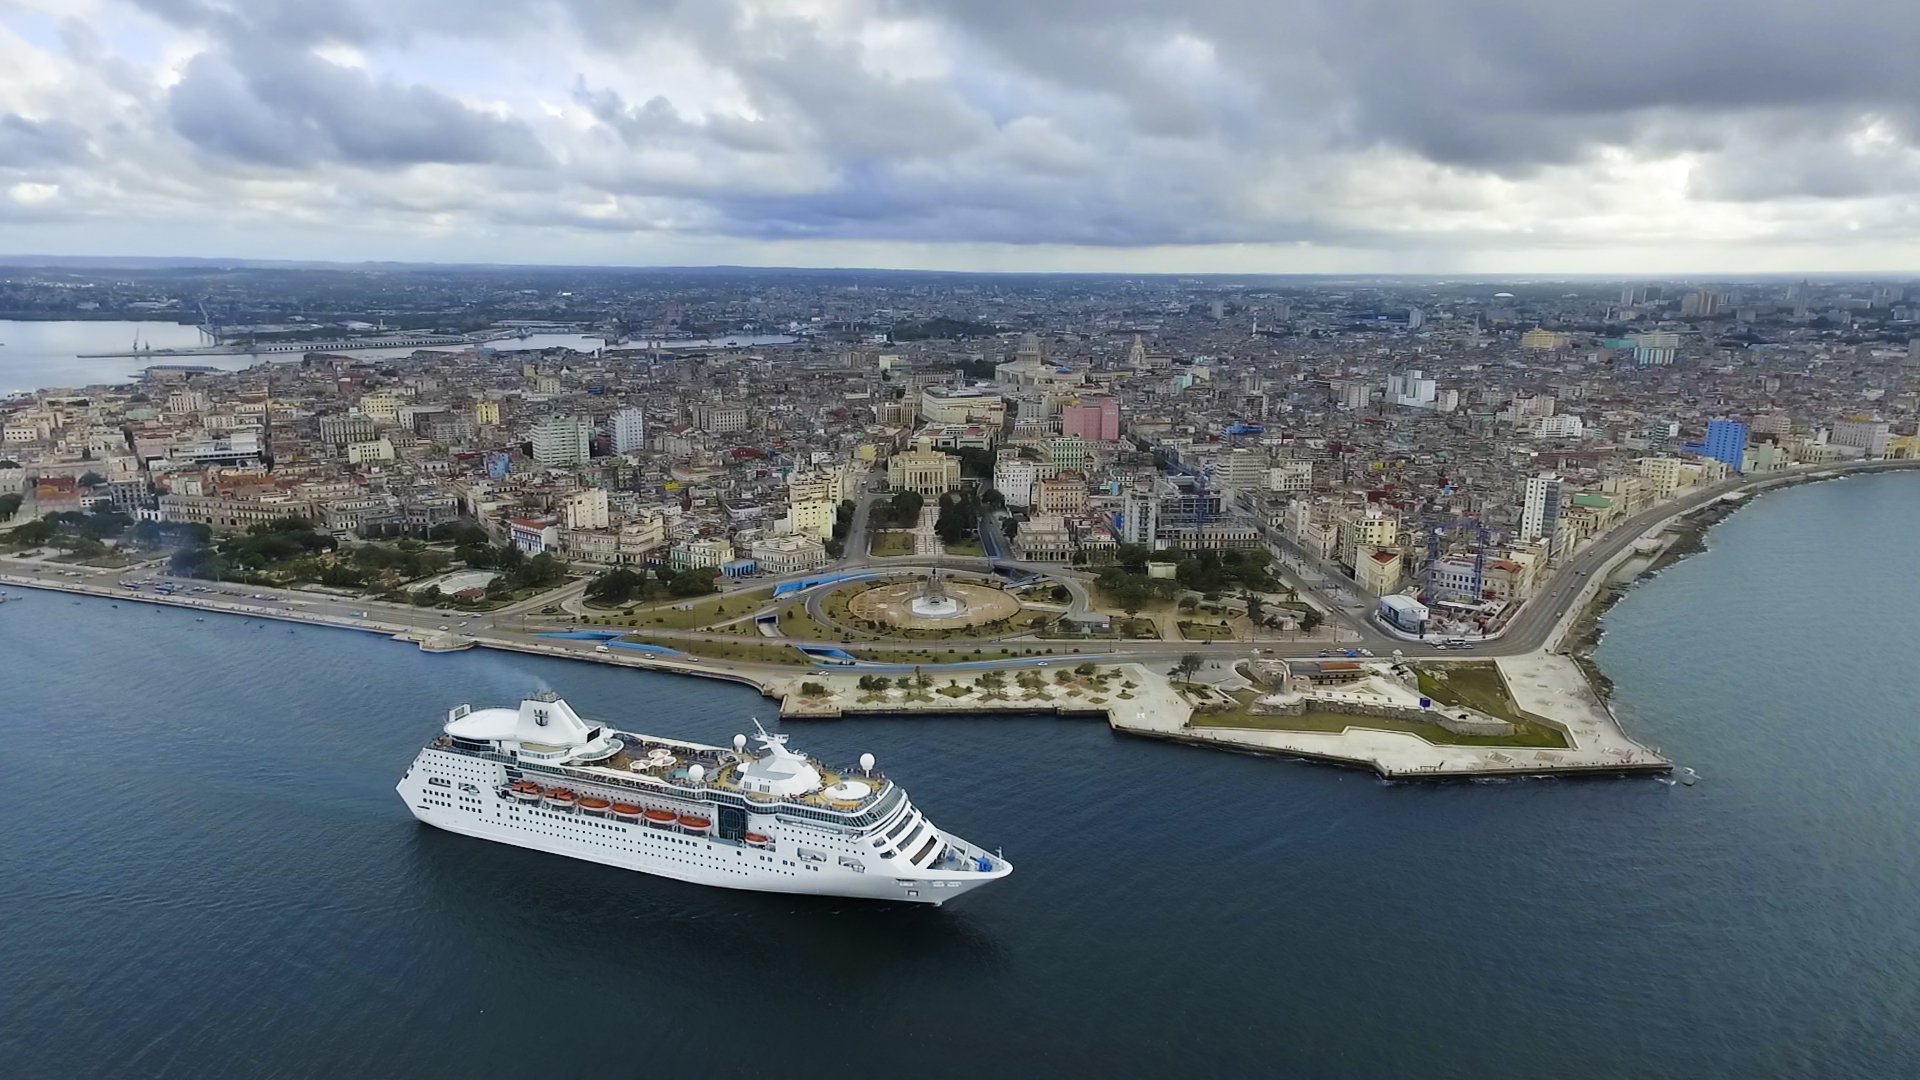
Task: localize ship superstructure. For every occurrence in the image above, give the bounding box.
[396,693,1010,904]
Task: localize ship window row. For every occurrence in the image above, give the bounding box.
[470,748,901,828]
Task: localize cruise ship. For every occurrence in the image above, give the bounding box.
[397,693,1011,905]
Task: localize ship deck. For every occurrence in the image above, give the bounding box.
[551,730,894,815]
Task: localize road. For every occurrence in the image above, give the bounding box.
[7,458,1912,690]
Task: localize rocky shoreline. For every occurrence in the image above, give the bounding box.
[1567,468,1890,700]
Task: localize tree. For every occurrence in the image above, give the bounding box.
[667,567,719,597]
[1243,590,1266,626]
[429,521,491,547]
[587,568,645,606]
[887,490,924,527]
[980,488,1006,511]
[1173,654,1204,684]
[1003,518,1019,540]
[0,493,20,522]
[77,471,106,489]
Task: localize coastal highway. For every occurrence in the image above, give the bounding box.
[6,459,1917,685]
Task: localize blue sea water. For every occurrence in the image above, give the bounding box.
[2,474,1917,1078]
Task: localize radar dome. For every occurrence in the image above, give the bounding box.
[689,764,706,782]
[859,752,875,775]
[733,733,747,753]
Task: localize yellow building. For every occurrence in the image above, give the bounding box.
[359,392,401,422]
[1636,456,1687,500]
[786,498,839,540]
[1521,328,1572,351]
[475,400,501,427]
[1337,505,1398,568]
[887,441,962,496]
[1355,549,1403,596]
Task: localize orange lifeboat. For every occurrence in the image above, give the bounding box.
[744,832,771,848]
[643,809,678,827]
[678,814,711,832]
[511,786,541,802]
[546,789,578,810]
[578,796,611,815]
[611,803,642,820]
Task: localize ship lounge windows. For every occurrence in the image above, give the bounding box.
[909,834,941,868]
[427,777,451,788]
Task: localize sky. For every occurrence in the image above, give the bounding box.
[3,0,1920,275]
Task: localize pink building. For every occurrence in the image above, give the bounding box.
[1061,396,1120,443]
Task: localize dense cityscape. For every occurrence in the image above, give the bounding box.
[6,267,1920,647]
[8,0,1920,1069]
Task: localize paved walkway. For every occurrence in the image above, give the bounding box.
[1111,655,1669,779]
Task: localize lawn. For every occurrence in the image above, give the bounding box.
[1192,691,1569,749]
[1177,620,1237,641]
[869,531,918,557]
[594,586,778,630]
[1414,662,1528,724]
[942,538,985,557]
[620,634,812,665]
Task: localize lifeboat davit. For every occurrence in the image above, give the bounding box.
[512,787,541,802]
[678,815,711,832]
[643,809,678,827]
[611,803,642,820]
[546,790,578,810]
[744,832,771,848]
[578,796,610,814]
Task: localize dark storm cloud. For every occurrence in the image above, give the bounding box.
[0,114,91,168]
[889,0,1920,172]
[168,48,544,169]
[16,0,1920,257]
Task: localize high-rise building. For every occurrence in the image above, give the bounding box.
[611,407,647,455]
[1830,416,1891,457]
[531,415,592,468]
[1632,331,1680,367]
[1703,419,1749,472]
[560,489,610,531]
[1519,474,1564,543]
[1407,307,1424,331]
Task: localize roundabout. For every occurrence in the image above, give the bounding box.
[844,570,1024,632]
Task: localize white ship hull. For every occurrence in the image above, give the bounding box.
[398,747,1006,905]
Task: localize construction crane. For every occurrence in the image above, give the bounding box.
[1422,518,1490,599]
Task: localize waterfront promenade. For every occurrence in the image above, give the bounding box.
[23,458,1883,782]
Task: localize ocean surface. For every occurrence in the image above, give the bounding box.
[3,474,1918,1078]
[0,320,222,390]
[0,321,803,394]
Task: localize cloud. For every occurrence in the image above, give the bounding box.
[0,113,90,168]
[3,0,1920,269]
[168,47,543,169]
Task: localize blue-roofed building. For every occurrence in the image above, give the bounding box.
[1703,419,1749,472]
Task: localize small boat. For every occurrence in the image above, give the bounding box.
[744,832,772,848]
[678,814,711,833]
[578,796,611,815]
[642,809,677,827]
[611,803,642,820]
[511,787,541,802]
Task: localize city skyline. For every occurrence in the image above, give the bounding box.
[7,0,1920,274]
